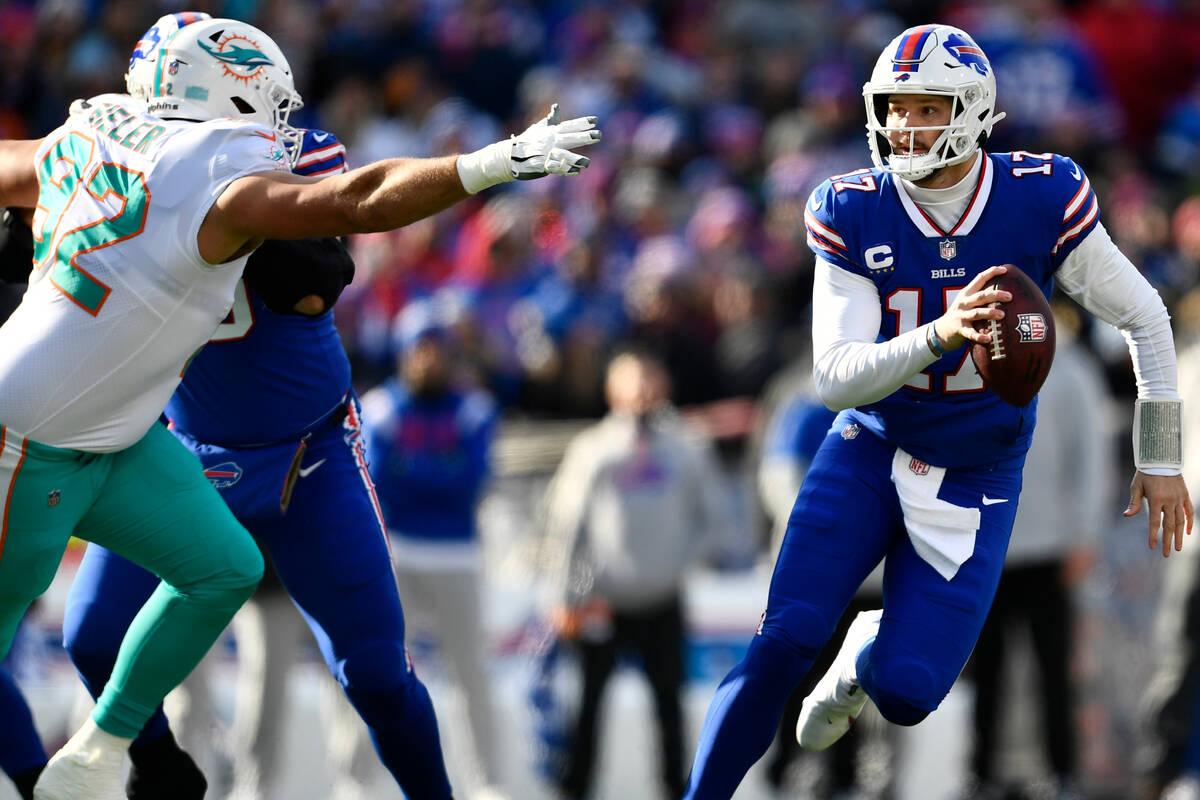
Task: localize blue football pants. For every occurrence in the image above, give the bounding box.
[62,400,453,799]
[684,420,1023,799]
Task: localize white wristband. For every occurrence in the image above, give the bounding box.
[1133,398,1183,473]
[455,140,515,195]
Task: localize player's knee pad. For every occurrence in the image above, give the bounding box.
[760,601,838,663]
[337,639,413,695]
[178,534,263,603]
[338,640,422,729]
[863,657,943,727]
[739,602,835,693]
[213,532,265,591]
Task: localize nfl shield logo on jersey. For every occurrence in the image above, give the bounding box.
[1016,313,1047,343]
[938,238,956,261]
[47,489,60,507]
[909,457,930,476]
[841,423,860,440]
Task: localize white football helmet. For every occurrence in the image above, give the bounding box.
[142,18,304,165]
[126,12,212,100]
[862,24,1005,181]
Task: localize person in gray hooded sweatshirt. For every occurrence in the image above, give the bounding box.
[544,346,728,800]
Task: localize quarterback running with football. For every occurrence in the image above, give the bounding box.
[0,15,598,800]
[683,24,1190,799]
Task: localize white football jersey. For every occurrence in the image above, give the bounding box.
[0,93,288,452]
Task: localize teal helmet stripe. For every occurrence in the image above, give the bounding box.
[152,47,166,96]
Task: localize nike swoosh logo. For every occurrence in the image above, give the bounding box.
[298,458,327,478]
[312,132,330,142]
[1070,164,1081,180]
[811,198,823,211]
[981,495,1008,505]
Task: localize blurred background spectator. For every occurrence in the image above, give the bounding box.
[351,299,505,800]
[541,348,727,800]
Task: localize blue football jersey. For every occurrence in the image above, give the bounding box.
[167,280,351,445]
[805,151,1098,468]
[293,129,348,177]
[166,129,353,445]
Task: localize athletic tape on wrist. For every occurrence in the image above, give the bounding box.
[455,140,516,195]
[1134,398,1183,471]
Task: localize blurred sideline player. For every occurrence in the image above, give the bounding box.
[0,12,598,800]
[328,300,504,800]
[682,23,1191,799]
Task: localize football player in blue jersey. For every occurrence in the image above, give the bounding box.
[0,210,46,800]
[0,10,592,800]
[58,129,456,800]
[0,10,597,799]
[683,23,1193,799]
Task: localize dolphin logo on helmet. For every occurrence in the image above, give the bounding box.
[198,39,275,70]
[139,18,305,167]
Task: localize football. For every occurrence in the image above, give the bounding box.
[969,265,1055,407]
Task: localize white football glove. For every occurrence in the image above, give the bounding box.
[456,104,601,194]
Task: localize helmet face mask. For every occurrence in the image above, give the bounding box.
[136,17,304,166]
[862,25,1005,182]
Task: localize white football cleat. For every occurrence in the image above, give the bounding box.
[796,608,882,751]
[34,717,130,800]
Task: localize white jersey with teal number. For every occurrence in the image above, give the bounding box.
[0,93,288,452]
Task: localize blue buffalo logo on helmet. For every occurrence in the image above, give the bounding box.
[128,12,212,78]
[130,27,164,72]
[943,32,990,76]
[203,461,244,489]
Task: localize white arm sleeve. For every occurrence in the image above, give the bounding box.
[1057,222,1181,475]
[1056,222,1178,401]
[811,259,940,411]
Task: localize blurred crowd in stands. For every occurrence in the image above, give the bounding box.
[12,2,1200,796]
[12,0,1200,424]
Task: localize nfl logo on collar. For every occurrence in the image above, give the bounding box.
[939,238,956,261]
[47,489,61,507]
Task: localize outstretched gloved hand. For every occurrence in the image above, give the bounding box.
[456,104,601,194]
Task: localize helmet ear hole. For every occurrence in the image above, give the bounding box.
[231,96,256,115]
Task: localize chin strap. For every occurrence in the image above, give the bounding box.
[1134,398,1183,473]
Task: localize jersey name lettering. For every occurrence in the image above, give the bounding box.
[85,102,166,154]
